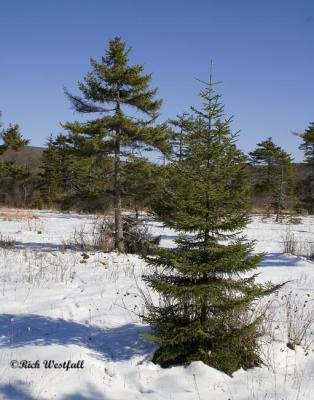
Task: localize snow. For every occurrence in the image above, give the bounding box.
[0,209,314,399]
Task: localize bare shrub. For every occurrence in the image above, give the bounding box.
[298,241,314,261]
[92,217,115,252]
[281,228,314,260]
[123,216,160,255]
[63,214,158,254]
[62,216,115,252]
[24,217,43,232]
[0,234,15,249]
[284,291,314,350]
[289,216,302,225]
[281,229,297,255]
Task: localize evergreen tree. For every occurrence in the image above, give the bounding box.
[296,122,314,214]
[143,79,282,375]
[0,122,30,206]
[249,138,295,220]
[39,134,112,210]
[63,37,168,251]
[38,135,69,206]
[0,160,31,205]
[169,112,191,161]
[122,157,164,219]
[0,123,29,153]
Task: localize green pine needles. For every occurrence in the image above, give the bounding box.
[297,123,314,214]
[63,37,169,251]
[143,78,283,375]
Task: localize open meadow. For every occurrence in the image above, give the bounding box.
[0,210,313,399]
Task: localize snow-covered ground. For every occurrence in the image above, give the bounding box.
[0,209,314,399]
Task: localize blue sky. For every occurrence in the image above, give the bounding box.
[0,0,313,161]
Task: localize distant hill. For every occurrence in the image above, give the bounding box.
[0,146,44,173]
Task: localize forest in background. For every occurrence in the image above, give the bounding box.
[0,139,312,217]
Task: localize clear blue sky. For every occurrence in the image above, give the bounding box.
[1,0,313,161]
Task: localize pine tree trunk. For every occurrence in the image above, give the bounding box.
[266,160,272,217]
[275,164,284,222]
[23,184,27,206]
[113,90,125,253]
[114,136,124,252]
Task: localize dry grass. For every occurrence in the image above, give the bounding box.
[284,291,314,351]
[282,229,297,255]
[0,209,39,221]
[61,216,115,252]
[281,228,314,260]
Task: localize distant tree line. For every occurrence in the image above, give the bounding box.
[1,119,313,221]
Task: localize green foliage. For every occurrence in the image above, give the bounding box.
[122,157,166,217]
[0,120,31,206]
[299,122,314,164]
[38,135,112,210]
[0,124,29,153]
[143,80,282,375]
[249,137,295,219]
[169,112,192,161]
[0,159,30,185]
[62,37,169,251]
[63,36,169,154]
[296,123,314,214]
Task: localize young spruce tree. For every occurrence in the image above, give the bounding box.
[63,37,168,251]
[143,78,282,375]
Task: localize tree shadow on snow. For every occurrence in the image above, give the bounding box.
[14,241,92,252]
[0,314,155,362]
[0,380,107,400]
[0,381,34,400]
[14,241,61,251]
[259,252,301,267]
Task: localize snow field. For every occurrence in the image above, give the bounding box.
[0,210,314,399]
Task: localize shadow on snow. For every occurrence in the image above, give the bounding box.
[0,314,154,362]
[14,241,61,251]
[0,380,107,400]
[259,252,301,267]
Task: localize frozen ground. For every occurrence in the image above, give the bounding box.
[0,209,314,399]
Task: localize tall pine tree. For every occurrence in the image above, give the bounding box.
[143,78,282,375]
[296,122,314,214]
[63,37,168,251]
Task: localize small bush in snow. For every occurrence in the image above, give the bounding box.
[0,234,15,249]
[284,291,314,350]
[62,217,115,252]
[122,216,160,255]
[282,229,297,255]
